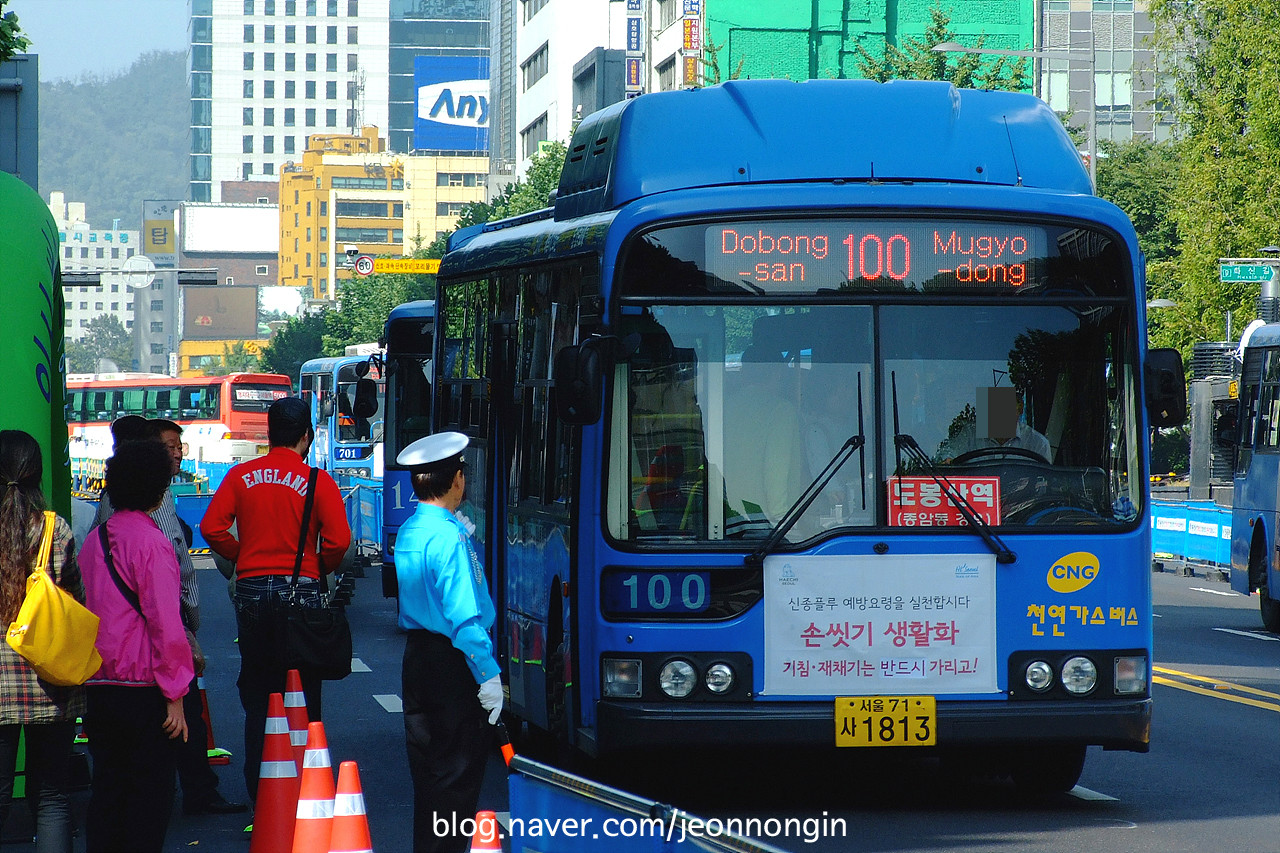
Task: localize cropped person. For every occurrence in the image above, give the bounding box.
[80,440,193,853]
[394,432,501,853]
[201,397,351,802]
[94,419,244,814]
[150,419,246,815]
[938,387,1051,463]
[0,430,85,853]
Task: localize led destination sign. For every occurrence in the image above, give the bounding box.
[703,220,1047,292]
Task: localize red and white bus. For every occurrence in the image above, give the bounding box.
[66,372,292,464]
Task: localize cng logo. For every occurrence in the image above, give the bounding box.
[1047,552,1100,593]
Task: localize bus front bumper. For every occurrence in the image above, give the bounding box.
[594,697,1150,755]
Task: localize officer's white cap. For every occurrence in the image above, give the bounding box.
[396,431,468,469]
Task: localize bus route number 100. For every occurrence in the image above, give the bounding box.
[603,570,712,616]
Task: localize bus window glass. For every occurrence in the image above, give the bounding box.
[880,305,1140,526]
[607,305,876,543]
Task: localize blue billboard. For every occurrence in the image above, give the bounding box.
[414,55,490,152]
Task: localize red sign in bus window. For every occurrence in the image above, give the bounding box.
[888,476,1001,527]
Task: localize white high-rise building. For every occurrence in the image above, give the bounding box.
[189,0,391,203]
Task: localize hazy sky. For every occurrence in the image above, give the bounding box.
[11,0,188,82]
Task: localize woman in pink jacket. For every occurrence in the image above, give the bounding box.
[79,440,193,853]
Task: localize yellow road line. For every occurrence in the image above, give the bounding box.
[1153,666,1280,702]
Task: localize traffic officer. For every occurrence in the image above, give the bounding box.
[200,397,352,802]
[394,432,501,853]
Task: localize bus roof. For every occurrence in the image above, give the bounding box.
[386,299,435,325]
[67,372,291,388]
[300,355,375,373]
[553,79,1091,220]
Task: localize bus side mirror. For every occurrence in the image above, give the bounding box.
[1145,348,1187,428]
[353,377,378,419]
[320,397,335,418]
[554,342,604,425]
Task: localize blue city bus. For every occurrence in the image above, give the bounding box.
[1228,322,1280,629]
[379,300,436,597]
[298,355,385,480]
[433,80,1185,789]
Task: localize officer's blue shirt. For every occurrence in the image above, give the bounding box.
[395,502,499,683]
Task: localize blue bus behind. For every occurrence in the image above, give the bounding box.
[379,300,436,597]
[434,80,1185,790]
[1228,322,1280,628]
[298,355,385,480]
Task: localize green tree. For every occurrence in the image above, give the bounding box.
[203,341,262,376]
[422,142,567,258]
[1093,138,1185,350]
[1150,0,1280,356]
[258,312,327,384]
[323,269,433,355]
[0,0,29,62]
[855,4,1028,91]
[66,315,131,373]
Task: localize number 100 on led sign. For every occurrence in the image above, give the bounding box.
[705,220,1045,291]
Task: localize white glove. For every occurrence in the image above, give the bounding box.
[477,675,503,725]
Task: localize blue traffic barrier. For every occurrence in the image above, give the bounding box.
[1151,499,1231,568]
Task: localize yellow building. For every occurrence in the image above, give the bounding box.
[279,127,487,303]
[179,339,269,378]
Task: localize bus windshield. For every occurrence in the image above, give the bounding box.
[607,221,1142,545]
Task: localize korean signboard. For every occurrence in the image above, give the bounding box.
[414,55,489,153]
[142,199,179,269]
[763,554,997,696]
[888,476,1000,527]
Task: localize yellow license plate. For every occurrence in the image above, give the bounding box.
[835,696,936,747]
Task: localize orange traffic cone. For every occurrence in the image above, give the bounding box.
[470,810,501,852]
[249,693,300,853]
[198,676,231,765]
[327,761,372,853]
[292,721,336,853]
[284,669,310,771]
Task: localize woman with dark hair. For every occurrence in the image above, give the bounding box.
[0,430,84,853]
[78,439,193,853]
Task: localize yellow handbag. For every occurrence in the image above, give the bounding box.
[5,511,103,686]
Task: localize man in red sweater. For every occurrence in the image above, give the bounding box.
[201,397,351,802]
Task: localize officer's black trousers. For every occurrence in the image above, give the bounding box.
[403,630,490,853]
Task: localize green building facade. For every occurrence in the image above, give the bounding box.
[704,0,1034,84]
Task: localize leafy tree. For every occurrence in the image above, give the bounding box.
[324,270,431,355]
[66,315,131,373]
[322,138,572,354]
[0,0,29,62]
[258,311,327,384]
[203,341,262,376]
[855,4,1028,91]
[1093,138,1185,350]
[1149,0,1280,356]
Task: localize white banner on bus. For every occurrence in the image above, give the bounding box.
[763,554,997,696]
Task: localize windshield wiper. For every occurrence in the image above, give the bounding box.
[746,374,867,567]
[891,372,1016,564]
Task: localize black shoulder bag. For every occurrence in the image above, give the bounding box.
[281,468,353,680]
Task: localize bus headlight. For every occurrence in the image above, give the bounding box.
[1024,660,1054,692]
[658,659,697,698]
[1060,656,1098,695]
[1114,655,1147,695]
[704,663,735,694]
[603,659,642,698]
